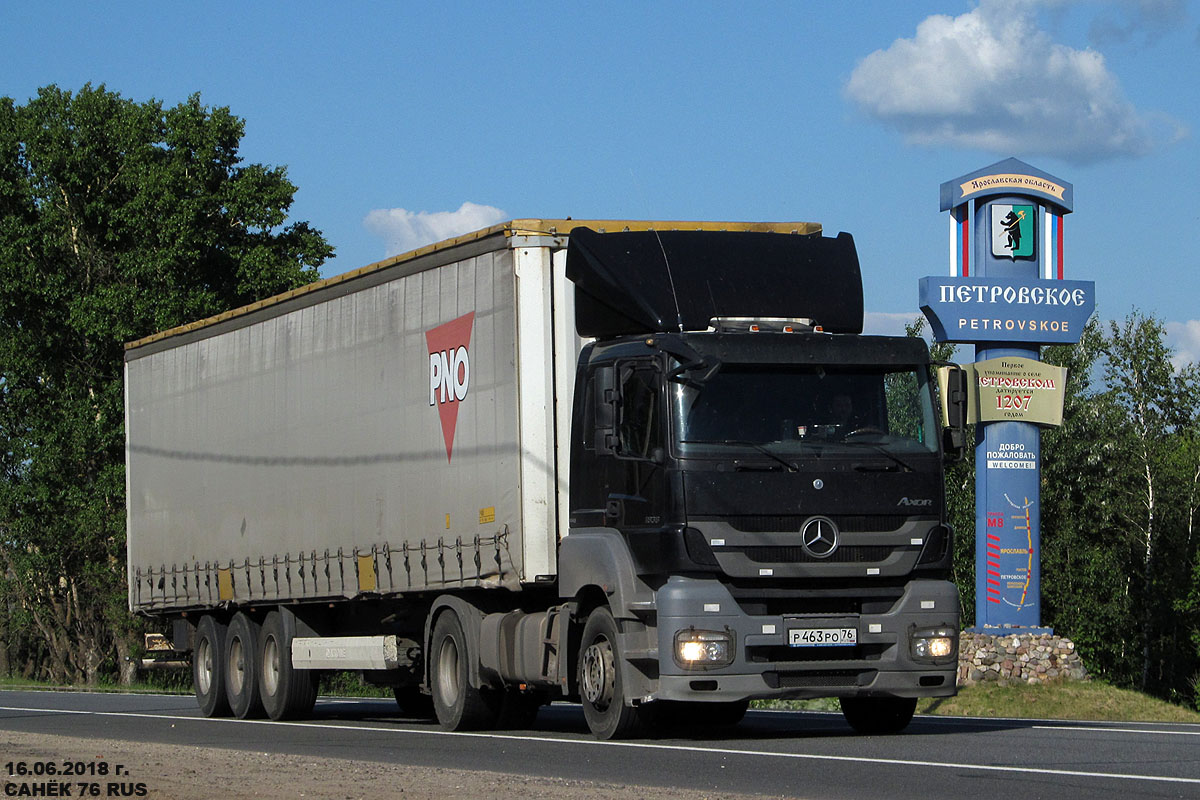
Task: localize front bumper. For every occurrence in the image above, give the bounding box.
[651,576,959,703]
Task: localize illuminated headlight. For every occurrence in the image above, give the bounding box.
[674,628,735,669]
[911,627,956,663]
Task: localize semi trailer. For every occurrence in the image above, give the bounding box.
[125,219,965,739]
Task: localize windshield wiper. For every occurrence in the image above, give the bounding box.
[839,438,915,473]
[680,439,799,472]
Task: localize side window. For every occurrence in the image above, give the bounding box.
[884,370,922,442]
[619,366,661,458]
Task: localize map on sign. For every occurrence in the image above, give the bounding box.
[1001,494,1035,610]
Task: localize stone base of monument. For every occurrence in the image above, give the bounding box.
[957,632,1089,687]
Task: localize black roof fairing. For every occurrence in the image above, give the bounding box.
[566,227,864,338]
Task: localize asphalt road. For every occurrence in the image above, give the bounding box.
[2,689,1199,799]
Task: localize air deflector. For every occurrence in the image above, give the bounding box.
[566,227,863,338]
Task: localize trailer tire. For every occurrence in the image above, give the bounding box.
[194,616,231,718]
[430,611,499,731]
[839,696,916,735]
[225,613,266,719]
[578,607,642,740]
[258,611,317,720]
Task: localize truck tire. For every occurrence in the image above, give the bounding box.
[578,607,642,740]
[194,615,231,717]
[225,612,266,719]
[429,610,499,731]
[839,696,917,735]
[258,611,317,720]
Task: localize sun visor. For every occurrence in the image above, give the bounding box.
[566,227,863,338]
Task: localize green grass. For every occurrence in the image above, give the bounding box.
[916,679,1200,723]
[753,681,1200,723]
[6,673,1199,724]
[0,671,393,699]
[0,674,191,695]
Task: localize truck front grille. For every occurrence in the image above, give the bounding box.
[733,545,895,564]
[764,670,877,689]
[721,515,910,533]
[746,644,888,664]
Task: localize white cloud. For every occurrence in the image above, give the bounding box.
[1165,319,1200,369]
[844,0,1177,163]
[364,201,508,258]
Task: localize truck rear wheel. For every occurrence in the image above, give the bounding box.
[839,696,917,735]
[194,616,231,717]
[430,611,499,731]
[225,612,266,719]
[258,611,317,720]
[578,607,641,740]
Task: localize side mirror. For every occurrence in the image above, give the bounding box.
[593,365,619,455]
[938,364,969,462]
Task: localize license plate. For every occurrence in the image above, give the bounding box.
[788,627,857,647]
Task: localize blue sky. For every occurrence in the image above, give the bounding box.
[4,1,1198,363]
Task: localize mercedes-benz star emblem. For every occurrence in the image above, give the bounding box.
[801,516,839,559]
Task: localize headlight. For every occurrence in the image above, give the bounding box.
[911,627,956,663]
[674,628,735,669]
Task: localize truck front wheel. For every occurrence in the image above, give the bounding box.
[430,611,499,730]
[194,616,230,718]
[578,607,641,740]
[839,696,917,735]
[258,611,317,720]
[225,612,266,719]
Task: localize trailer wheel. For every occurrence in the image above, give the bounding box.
[194,616,231,717]
[429,611,499,730]
[258,611,317,720]
[225,613,266,719]
[578,607,641,740]
[839,696,916,735]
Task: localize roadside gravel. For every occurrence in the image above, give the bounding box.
[2,731,782,800]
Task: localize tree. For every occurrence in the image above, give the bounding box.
[1042,313,1200,702]
[903,318,975,620]
[0,84,331,684]
[1041,318,1139,685]
[1100,312,1197,692]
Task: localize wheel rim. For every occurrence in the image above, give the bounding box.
[196,637,213,695]
[262,635,280,696]
[436,635,461,707]
[228,637,245,695]
[580,635,615,711]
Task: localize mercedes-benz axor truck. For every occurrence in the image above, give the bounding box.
[126,219,965,739]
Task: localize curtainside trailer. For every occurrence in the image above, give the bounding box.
[126,219,965,738]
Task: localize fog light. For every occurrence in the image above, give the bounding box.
[911,627,956,663]
[674,628,735,669]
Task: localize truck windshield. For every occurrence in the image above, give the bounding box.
[672,364,939,456]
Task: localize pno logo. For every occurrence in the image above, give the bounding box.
[425,312,475,462]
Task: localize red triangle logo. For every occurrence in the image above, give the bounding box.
[425,312,475,462]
